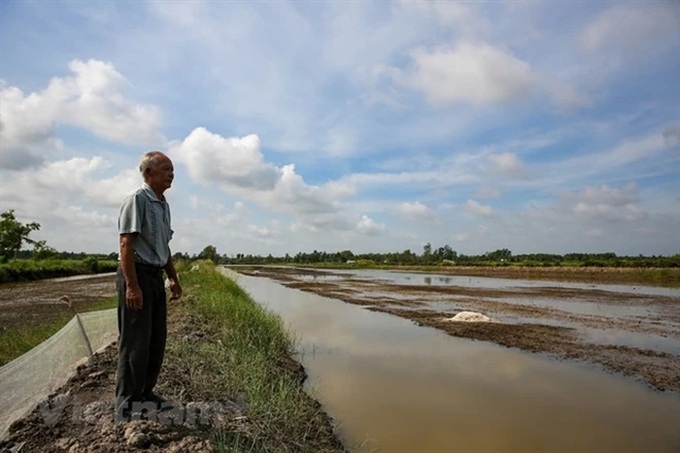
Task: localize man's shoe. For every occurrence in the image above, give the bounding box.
[143,392,175,412]
[116,401,147,422]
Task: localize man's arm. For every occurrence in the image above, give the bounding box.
[164,252,182,301]
[119,233,143,311]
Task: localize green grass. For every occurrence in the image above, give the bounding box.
[0,258,118,283]
[162,262,344,452]
[0,296,117,366]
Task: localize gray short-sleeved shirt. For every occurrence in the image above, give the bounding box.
[118,183,173,267]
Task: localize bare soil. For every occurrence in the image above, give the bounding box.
[1,344,221,452]
[238,266,680,392]
[0,273,117,331]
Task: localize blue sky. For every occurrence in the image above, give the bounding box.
[1,0,678,257]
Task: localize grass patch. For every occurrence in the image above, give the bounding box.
[161,262,345,452]
[0,296,117,366]
[0,258,118,283]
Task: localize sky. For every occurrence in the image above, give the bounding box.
[0,0,679,258]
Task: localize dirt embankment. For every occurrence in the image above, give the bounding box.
[1,273,344,452]
[239,266,680,392]
[2,344,220,452]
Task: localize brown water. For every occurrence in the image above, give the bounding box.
[224,269,680,453]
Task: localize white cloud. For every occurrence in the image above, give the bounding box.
[61,60,163,144]
[395,201,436,221]
[0,157,138,209]
[0,156,138,253]
[399,0,484,33]
[452,232,470,242]
[170,128,279,191]
[476,186,501,199]
[663,123,680,146]
[530,127,679,190]
[586,228,604,238]
[357,215,386,235]
[487,152,525,178]
[400,41,535,106]
[323,126,358,156]
[509,182,679,254]
[0,83,62,169]
[522,183,646,237]
[54,205,113,229]
[568,183,643,223]
[0,60,163,169]
[247,224,271,239]
[272,164,337,215]
[582,3,679,55]
[188,197,247,228]
[464,199,494,217]
[171,127,354,217]
[543,79,592,111]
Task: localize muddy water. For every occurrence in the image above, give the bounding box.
[226,271,680,453]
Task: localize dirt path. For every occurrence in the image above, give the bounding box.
[238,266,680,392]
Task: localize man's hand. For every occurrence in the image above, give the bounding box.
[125,283,143,311]
[168,278,182,301]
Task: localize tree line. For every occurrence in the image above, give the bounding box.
[191,244,680,268]
[2,210,678,269]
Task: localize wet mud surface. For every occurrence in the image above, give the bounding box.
[0,273,117,330]
[238,266,680,392]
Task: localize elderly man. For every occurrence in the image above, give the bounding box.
[115,151,182,420]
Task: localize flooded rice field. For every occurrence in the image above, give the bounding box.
[226,267,680,452]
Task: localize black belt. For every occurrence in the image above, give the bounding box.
[135,262,164,277]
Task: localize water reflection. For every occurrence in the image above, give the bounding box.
[224,270,680,453]
[326,268,679,298]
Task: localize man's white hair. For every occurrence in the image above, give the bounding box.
[139,151,164,174]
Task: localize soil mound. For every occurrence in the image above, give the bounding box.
[446,311,494,322]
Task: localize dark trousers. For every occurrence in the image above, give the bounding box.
[115,264,167,414]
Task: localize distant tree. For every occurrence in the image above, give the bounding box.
[199,245,218,263]
[422,242,433,264]
[486,248,512,262]
[172,251,190,262]
[0,209,41,260]
[339,249,354,263]
[442,245,456,261]
[31,240,59,260]
[398,249,417,265]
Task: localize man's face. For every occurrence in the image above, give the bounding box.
[146,154,174,193]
